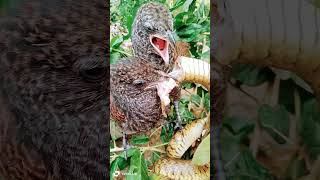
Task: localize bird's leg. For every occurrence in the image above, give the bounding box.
[122,119,130,160]
[122,131,128,160]
[144,78,178,118]
[173,100,182,130]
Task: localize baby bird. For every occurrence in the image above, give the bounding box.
[110,58,178,158]
[131,2,191,129]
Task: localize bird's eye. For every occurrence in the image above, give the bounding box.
[81,67,106,82]
[145,25,154,32]
[133,79,146,86]
[78,56,106,82]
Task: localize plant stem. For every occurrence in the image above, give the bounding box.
[112,48,132,56]
[262,123,294,144]
[110,142,169,153]
[149,125,163,138]
[290,88,300,143]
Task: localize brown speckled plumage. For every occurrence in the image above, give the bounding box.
[0,0,107,179]
[110,58,167,134]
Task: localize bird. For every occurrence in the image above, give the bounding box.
[131,2,177,73]
[110,57,180,159]
[0,0,108,179]
[131,2,191,129]
[111,2,185,150]
[110,58,170,133]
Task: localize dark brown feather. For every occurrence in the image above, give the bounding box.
[0,0,108,179]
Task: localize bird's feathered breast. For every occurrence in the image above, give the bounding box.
[110,59,164,132]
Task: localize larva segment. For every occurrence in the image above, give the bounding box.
[166,117,209,159]
[153,158,210,180]
[214,0,320,100]
[170,56,210,91]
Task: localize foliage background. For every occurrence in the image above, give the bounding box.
[110,0,210,179]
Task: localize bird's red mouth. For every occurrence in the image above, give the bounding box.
[150,35,169,66]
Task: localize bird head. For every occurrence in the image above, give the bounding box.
[132,2,176,71]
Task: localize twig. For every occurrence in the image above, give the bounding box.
[270,77,280,106]
[110,142,169,154]
[290,88,300,142]
[262,123,294,145]
[110,146,128,153]
[264,77,280,106]
[224,152,240,168]
[111,48,132,57]
[140,147,166,154]
[149,125,164,138]
[250,118,262,157]
[228,80,261,106]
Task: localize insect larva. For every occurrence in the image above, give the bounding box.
[166,117,208,159]
[170,57,210,91]
[214,0,320,99]
[154,57,211,179]
[153,157,210,180]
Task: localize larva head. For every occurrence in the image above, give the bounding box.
[132,2,176,72]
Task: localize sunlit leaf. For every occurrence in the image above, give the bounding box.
[192,135,210,165]
[299,99,320,160]
[130,135,150,145]
[258,105,290,144]
[126,149,149,180]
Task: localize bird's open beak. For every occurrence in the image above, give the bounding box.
[149,32,174,66]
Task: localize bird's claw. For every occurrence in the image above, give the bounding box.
[168,61,183,82]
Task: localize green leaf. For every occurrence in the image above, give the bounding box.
[170,0,187,11]
[278,79,315,114]
[110,35,123,48]
[181,82,194,89]
[119,148,140,159]
[299,99,320,159]
[126,150,150,180]
[228,149,274,179]
[192,135,210,165]
[149,173,162,180]
[191,94,201,106]
[223,116,254,135]
[258,104,290,144]
[220,128,242,163]
[182,0,194,12]
[110,157,120,179]
[130,135,150,145]
[219,130,273,179]
[231,64,275,86]
[204,93,210,112]
[110,156,129,179]
[146,152,161,167]
[179,102,196,123]
[160,124,174,143]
